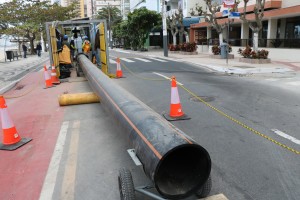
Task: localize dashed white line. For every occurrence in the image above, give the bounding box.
[271,129,300,145]
[120,58,134,63]
[152,72,183,86]
[109,59,117,64]
[134,58,151,62]
[148,57,167,62]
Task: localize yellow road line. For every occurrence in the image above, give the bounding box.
[119,64,300,155]
[179,85,300,155]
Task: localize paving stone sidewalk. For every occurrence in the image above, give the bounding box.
[0,52,49,94]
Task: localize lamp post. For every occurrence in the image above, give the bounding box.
[162,0,168,57]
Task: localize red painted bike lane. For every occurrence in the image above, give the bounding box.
[0,70,75,200]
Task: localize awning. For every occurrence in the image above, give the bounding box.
[183,17,201,27]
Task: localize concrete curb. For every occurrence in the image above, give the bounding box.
[0,80,18,95]
[0,57,49,94]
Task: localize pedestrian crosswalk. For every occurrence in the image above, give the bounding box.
[109,57,171,64]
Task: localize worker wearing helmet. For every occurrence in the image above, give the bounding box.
[82,36,91,54]
[74,33,83,55]
[62,35,70,48]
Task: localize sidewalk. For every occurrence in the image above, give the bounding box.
[113,48,300,75]
[0,52,49,94]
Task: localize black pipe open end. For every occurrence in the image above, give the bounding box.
[154,144,211,200]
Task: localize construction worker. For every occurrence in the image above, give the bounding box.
[82,36,91,59]
[94,29,101,68]
[70,37,75,60]
[74,33,83,55]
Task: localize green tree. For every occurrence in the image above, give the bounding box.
[96,6,122,47]
[127,7,161,50]
[0,0,76,53]
[240,0,266,52]
[112,21,131,49]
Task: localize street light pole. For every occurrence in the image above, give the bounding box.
[162,0,168,57]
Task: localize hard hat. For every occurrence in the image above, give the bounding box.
[63,35,68,40]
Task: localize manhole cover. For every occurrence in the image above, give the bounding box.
[189,96,215,102]
[15,85,25,90]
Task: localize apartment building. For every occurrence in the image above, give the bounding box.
[61,0,84,18]
[120,0,130,19]
[189,0,300,48]
[93,0,121,12]
[129,0,160,12]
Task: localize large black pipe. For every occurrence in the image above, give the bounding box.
[78,55,211,199]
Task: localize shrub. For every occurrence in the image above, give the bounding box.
[238,45,269,59]
[169,42,197,52]
[169,44,180,51]
[212,45,220,55]
[212,45,232,55]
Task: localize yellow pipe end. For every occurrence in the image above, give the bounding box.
[58,92,100,106]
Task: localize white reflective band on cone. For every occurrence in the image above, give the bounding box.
[171,87,180,104]
[1,108,14,129]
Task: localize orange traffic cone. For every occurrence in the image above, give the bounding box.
[0,96,32,150]
[116,58,123,78]
[44,65,54,89]
[50,64,60,85]
[163,76,190,121]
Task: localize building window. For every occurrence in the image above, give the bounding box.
[195,29,206,44]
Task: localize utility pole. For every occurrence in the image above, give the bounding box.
[162,0,168,57]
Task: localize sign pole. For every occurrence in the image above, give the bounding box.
[162,0,168,57]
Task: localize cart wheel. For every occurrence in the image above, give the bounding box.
[195,174,212,198]
[118,168,136,200]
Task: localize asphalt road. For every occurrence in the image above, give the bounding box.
[108,50,300,200]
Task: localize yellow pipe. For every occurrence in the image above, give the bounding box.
[58,92,100,106]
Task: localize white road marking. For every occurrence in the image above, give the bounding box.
[110,59,117,64]
[134,58,151,62]
[61,120,80,200]
[120,58,135,63]
[114,49,130,54]
[39,121,69,200]
[286,81,300,86]
[148,57,167,62]
[271,129,300,145]
[152,72,183,86]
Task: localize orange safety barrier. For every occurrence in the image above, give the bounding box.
[44,65,54,89]
[0,96,32,150]
[116,57,123,78]
[163,76,190,121]
[50,64,60,85]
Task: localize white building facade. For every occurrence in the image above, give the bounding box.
[94,0,121,12]
[190,0,300,48]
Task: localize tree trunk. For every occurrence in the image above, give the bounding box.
[184,32,189,43]
[253,32,259,52]
[30,39,35,54]
[173,35,177,45]
[179,32,183,44]
[219,33,223,45]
